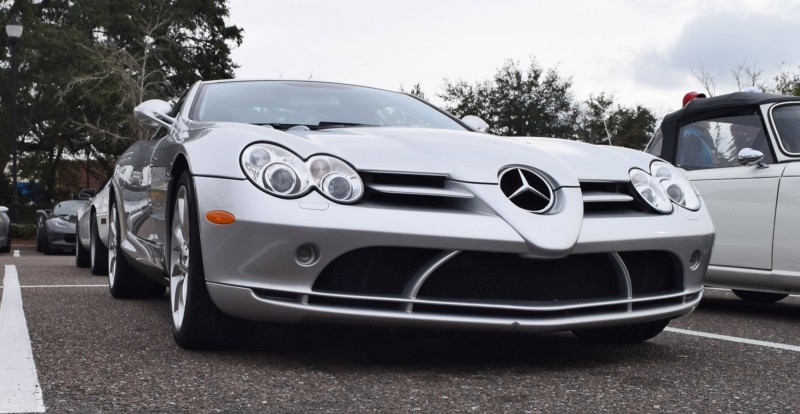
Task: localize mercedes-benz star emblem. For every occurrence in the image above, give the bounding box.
[499,167,554,213]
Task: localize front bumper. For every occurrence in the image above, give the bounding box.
[195,176,714,331]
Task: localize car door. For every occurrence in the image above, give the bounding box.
[675,114,782,271]
[687,165,784,270]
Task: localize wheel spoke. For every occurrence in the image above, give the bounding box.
[170,185,191,331]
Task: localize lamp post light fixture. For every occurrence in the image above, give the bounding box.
[6,14,22,222]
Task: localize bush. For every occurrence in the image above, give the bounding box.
[10,223,37,240]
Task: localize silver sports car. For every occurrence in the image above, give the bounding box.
[76,180,111,275]
[108,80,714,348]
[0,206,10,253]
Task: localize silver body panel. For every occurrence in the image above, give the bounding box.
[77,180,111,250]
[110,80,715,332]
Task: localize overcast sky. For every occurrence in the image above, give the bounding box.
[227,0,800,117]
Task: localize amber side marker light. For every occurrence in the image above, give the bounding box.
[205,210,236,225]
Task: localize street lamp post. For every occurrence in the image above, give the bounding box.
[6,14,22,222]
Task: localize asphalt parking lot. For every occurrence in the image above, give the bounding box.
[2,245,800,413]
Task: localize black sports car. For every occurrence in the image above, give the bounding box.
[37,199,89,254]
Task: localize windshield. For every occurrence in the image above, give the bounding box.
[52,200,88,217]
[191,81,467,131]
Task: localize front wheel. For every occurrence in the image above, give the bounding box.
[90,214,109,276]
[572,319,670,343]
[75,223,90,267]
[170,171,243,349]
[108,200,165,299]
[732,289,788,303]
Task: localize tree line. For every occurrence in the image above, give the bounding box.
[2,1,800,213]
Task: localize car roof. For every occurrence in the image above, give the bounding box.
[663,92,799,128]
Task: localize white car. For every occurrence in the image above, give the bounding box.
[646,91,800,303]
[75,180,111,275]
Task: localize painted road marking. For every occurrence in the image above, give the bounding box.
[666,327,800,353]
[19,285,107,289]
[13,250,19,257]
[0,265,46,413]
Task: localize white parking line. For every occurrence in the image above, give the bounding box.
[20,285,107,289]
[0,265,46,413]
[13,250,19,257]
[666,327,800,353]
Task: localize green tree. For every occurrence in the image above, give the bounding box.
[439,59,580,138]
[775,69,800,96]
[1,0,242,204]
[577,93,656,149]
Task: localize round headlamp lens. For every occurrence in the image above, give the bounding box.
[265,164,297,194]
[248,148,271,169]
[323,174,352,200]
[630,169,673,213]
[309,158,332,180]
[650,161,700,211]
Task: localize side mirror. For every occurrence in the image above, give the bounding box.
[461,115,489,133]
[134,99,175,128]
[36,209,51,218]
[737,148,768,168]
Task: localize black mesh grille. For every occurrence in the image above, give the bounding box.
[313,247,441,295]
[417,252,621,302]
[619,251,682,295]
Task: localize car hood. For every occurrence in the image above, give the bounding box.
[189,124,654,186]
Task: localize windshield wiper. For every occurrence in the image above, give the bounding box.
[316,121,378,130]
[251,122,378,131]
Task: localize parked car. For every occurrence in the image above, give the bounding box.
[37,199,89,254]
[106,79,714,348]
[646,91,800,303]
[0,206,10,253]
[75,181,111,274]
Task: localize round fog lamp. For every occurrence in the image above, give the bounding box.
[689,250,701,270]
[295,244,318,266]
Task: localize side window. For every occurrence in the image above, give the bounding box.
[676,115,773,170]
[771,104,800,154]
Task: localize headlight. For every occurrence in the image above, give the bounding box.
[630,168,673,213]
[650,161,700,211]
[51,218,68,228]
[241,143,363,203]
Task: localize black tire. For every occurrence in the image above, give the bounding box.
[36,223,43,252]
[169,170,243,349]
[731,289,789,303]
[90,214,109,276]
[0,232,10,253]
[75,222,90,267]
[572,319,670,343]
[108,199,166,299]
[41,229,53,255]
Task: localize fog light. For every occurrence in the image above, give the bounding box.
[689,250,701,270]
[295,244,318,266]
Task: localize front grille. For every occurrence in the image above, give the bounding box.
[580,181,649,214]
[417,252,619,302]
[313,247,440,295]
[358,172,471,209]
[312,247,683,312]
